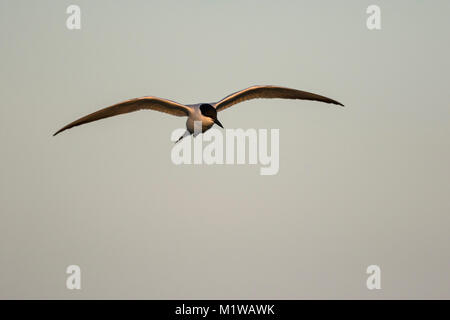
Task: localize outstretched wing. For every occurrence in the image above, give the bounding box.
[214,85,344,112]
[53,96,191,136]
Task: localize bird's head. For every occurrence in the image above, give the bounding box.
[200,104,223,128]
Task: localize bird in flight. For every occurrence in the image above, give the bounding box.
[53,85,344,141]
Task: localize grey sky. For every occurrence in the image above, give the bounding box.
[0,0,449,299]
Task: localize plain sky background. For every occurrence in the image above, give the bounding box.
[0,0,449,299]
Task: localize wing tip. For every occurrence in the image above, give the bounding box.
[53,128,65,136]
[331,99,345,107]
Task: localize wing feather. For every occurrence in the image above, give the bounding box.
[214,85,344,112]
[53,97,191,136]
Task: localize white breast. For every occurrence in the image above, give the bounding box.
[186,106,214,133]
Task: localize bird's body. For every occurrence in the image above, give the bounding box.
[53,85,344,140]
[185,104,215,134]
